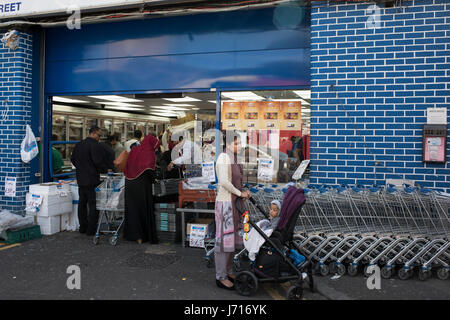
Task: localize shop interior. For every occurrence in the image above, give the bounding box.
[50,89,311,183]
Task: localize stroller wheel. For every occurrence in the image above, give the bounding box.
[93,236,99,245]
[437,268,449,280]
[235,271,258,297]
[287,285,303,300]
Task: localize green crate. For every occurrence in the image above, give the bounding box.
[4,225,42,244]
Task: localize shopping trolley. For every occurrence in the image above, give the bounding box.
[93,173,125,246]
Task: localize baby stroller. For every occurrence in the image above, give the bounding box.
[234,186,315,300]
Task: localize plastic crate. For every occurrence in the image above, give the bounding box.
[3,225,42,244]
[156,212,177,231]
[154,202,178,211]
[154,205,181,243]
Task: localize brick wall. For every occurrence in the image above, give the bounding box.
[0,31,34,211]
[309,0,450,192]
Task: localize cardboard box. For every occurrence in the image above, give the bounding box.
[26,192,73,217]
[186,218,214,239]
[27,213,70,235]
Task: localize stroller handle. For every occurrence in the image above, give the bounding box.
[235,196,270,219]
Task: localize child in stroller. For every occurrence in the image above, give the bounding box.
[234,186,315,300]
[244,200,282,262]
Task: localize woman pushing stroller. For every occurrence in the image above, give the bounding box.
[214,131,251,290]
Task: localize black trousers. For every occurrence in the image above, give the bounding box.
[78,185,98,234]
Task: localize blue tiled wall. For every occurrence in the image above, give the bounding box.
[0,32,33,211]
[310,0,450,192]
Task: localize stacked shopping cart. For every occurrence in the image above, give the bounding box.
[288,184,449,281]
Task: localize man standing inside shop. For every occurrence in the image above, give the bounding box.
[71,126,109,235]
[167,131,202,178]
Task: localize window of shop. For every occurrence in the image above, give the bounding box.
[220,89,310,184]
[49,92,217,179]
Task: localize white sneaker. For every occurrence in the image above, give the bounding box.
[302,272,307,280]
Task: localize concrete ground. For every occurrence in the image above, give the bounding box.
[0,231,448,301]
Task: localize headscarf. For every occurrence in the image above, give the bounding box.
[270,200,281,211]
[124,134,160,180]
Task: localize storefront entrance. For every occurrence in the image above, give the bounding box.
[42,6,311,182]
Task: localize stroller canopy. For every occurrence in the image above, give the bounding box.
[276,186,306,231]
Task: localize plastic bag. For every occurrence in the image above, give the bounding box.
[21,125,38,163]
[106,177,125,210]
[0,210,32,234]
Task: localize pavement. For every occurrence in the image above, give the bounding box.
[0,231,448,301]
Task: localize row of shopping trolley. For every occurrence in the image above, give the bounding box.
[237,183,450,281]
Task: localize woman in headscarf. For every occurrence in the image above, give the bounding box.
[123,133,160,244]
[214,131,250,290]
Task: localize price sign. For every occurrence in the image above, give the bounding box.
[201,162,216,182]
[189,224,207,248]
[5,177,16,197]
[26,194,43,212]
[257,158,274,182]
[292,160,310,180]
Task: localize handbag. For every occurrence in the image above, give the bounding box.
[113,149,129,172]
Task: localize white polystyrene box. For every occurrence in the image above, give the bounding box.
[26,192,73,217]
[28,213,70,235]
[70,183,79,201]
[66,204,80,231]
[29,182,71,195]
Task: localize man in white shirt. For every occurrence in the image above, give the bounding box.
[167,131,202,178]
[124,130,142,153]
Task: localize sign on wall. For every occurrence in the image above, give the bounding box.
[0,1,166,19]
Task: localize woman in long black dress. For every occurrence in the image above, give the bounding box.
[123,134,160,244]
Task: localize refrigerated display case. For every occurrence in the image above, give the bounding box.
[52,114,67,141]
[137,122,146,137]
[85,117,98,138]
[99,118,113,138]
[113,120,125,143]
[126,121,135,140]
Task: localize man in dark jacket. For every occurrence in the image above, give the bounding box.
[70,126,108,235]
